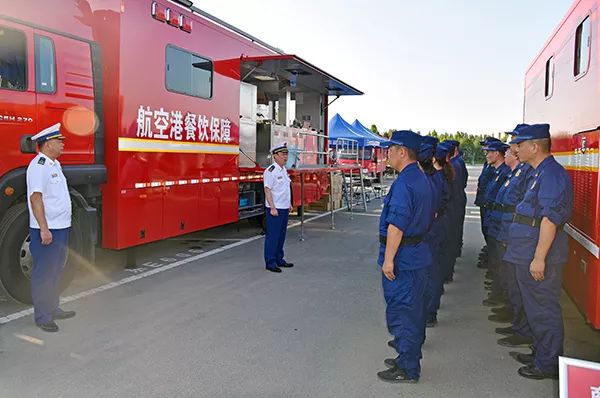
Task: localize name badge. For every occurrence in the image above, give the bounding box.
[51,173,58,178]
[277,176,283,180]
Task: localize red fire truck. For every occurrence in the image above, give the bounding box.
[524,0,600,328]
[0,0,362,303]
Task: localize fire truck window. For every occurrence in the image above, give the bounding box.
[545,57,554,98]
[35,35,56,94]
[166,45,212,99]
[0,27,27,91]
[574,16,591,77]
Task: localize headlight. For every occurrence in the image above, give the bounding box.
[362,168,368,174]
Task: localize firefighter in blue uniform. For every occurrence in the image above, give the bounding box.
[484,127,535,349]
[447,140,468,258]
[376,131,435,383]
[475,137,502,269]
[422,142,451,327]
[263,143,294,273]
[440,140,464,282]
[503,123,573,380]
[27,123,76,332]
[480,140,511,308]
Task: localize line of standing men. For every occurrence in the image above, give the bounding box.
[476,123,573,380]
[376,131,468,383]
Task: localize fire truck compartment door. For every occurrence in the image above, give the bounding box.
[0,21,36,176]
[34,29,96,165]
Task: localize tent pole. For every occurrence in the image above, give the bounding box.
[348,168,354,219]
[359,167,367,211]
[300,172,305,241]
[329,171,335,230]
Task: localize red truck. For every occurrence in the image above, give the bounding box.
[524,0,600,328]
[0,0,362,303]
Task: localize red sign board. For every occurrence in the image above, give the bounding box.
[560,357,600,397]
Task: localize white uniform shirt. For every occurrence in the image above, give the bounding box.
[263,162,291,209]
[26,153,72,229]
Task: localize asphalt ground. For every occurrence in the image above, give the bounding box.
[0,166,598,397]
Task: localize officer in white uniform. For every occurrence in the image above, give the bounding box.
[26,123,76,332]
[263,142,294,273]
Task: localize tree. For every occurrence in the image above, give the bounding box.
[370,124,379,134]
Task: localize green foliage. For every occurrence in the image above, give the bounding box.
[370,124,379,134]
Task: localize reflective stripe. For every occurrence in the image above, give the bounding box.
[564,224,600,259]
[118,137,239,155]
[554,150,599,172]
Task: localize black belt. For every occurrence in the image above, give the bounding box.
[379,234,423,246]
[512,214,565,230]
[491,203,516,213]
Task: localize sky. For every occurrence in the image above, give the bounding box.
[197,0,574,135]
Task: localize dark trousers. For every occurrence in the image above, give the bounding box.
[383,267,428,379]
[488,238,507,301]
[425,247,444,320]
[515,262,564,372]
[264,208,289,269]
[504,261,532,339]
[30,227,70,325]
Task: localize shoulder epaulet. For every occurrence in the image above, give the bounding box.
[267,165,275,172]
[37,157,46,165]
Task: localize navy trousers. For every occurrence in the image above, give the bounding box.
[425,244,444,320]
[30,228,70,325]
[383,267,428,379]
[264,208,289,269]
[515,262,564,372]
[504,261,532,339]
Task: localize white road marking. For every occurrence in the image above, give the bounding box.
[14,334,44,346]
[347,213,381,217]
[0,208,353,326]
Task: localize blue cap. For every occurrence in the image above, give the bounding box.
[434,145,449,159]
[508,123,530,136]
[482,140,509,152]
[421,136,439,147]
[480,136,501,145]
[441,140,458,150]
[446,139,459,148]
[418,143,434,161]
[385,130,423,151]
[31,123,65,144]
[509,124,550,144]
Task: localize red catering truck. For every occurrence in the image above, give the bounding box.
[523,0,600,328]
[0,0,362,303]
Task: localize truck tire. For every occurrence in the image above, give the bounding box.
[0,202,82,304]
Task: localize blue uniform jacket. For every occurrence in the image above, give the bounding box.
[475,163,494,206]
[378,163,435,270]
[487,163,533,241]
[424,170,448,248]
[503,156,573,266]
[482,163,510,227]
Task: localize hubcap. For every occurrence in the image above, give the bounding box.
[20,234,33,279]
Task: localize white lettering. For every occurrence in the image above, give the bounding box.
[170,110,183,141]
[153,108,169,139]
[184,113,197,141]
[136,106,153,138]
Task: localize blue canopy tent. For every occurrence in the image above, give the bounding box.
[352,120,388,146]
[328,114,380,147]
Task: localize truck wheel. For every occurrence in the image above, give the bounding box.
[0,202,81,304]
